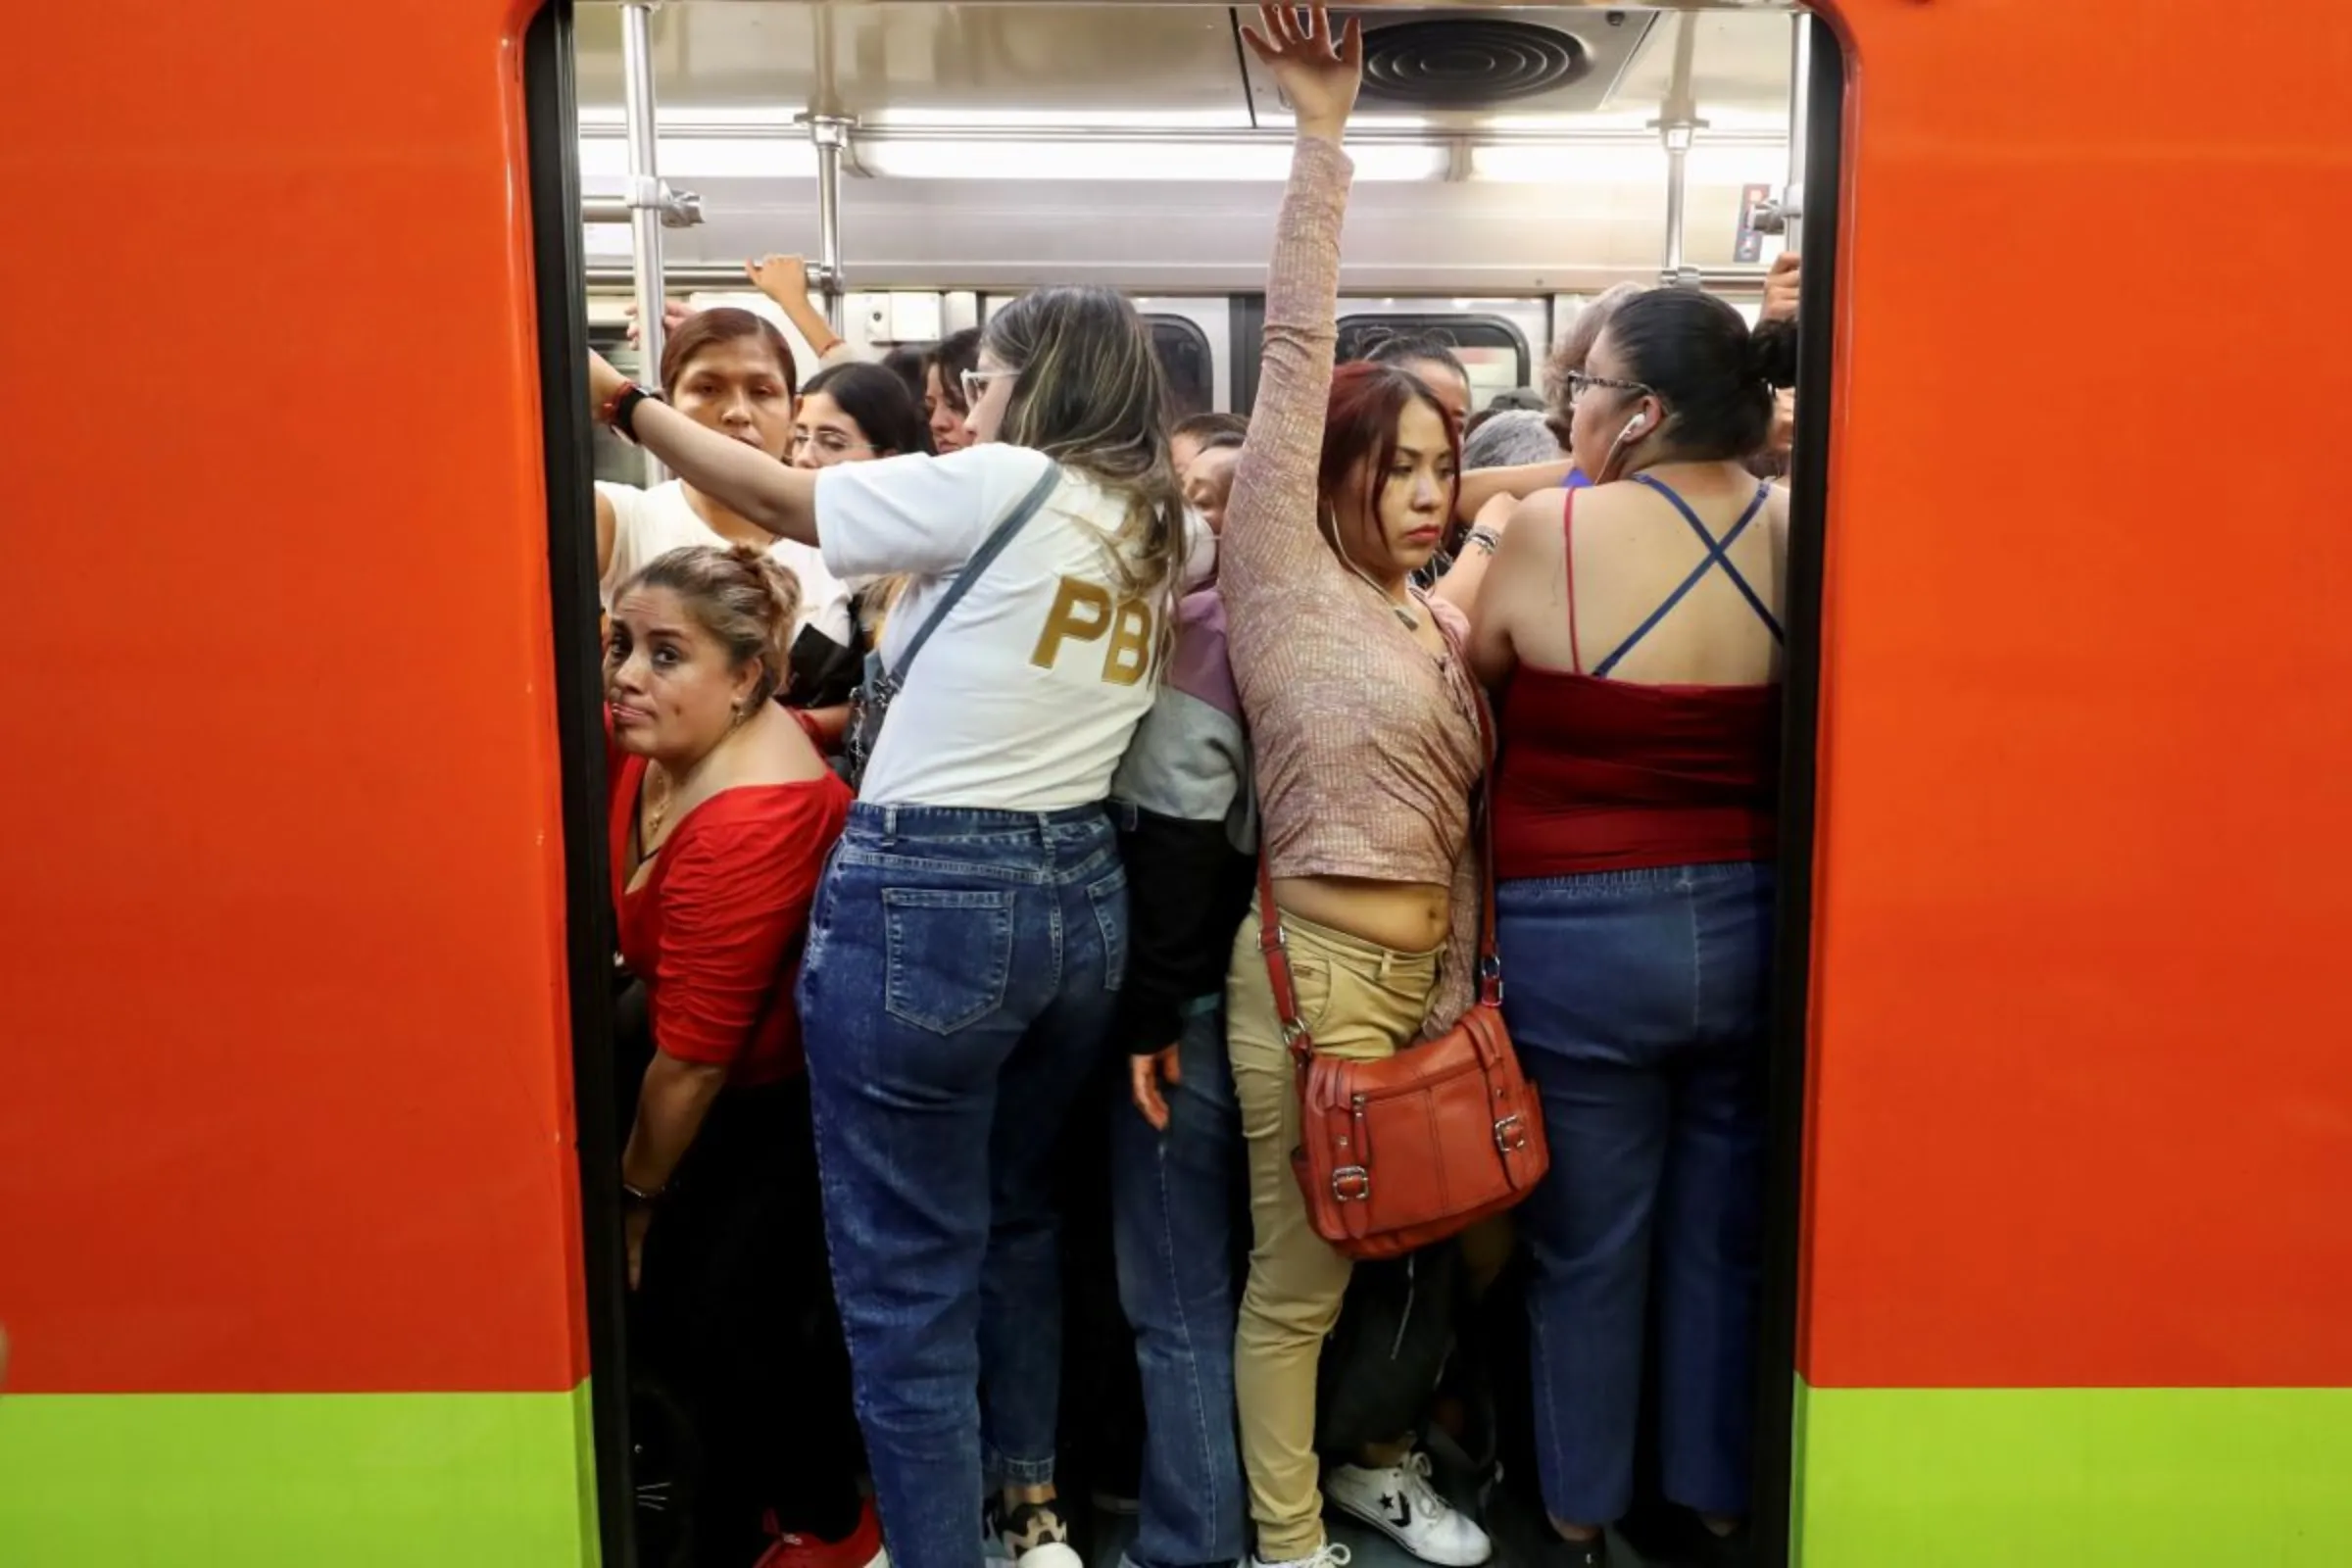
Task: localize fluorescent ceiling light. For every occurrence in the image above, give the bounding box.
[577,133,1783,187]
[579,106,802,131]
[578,137,819,180]
[867,107,1252,130]
[1469,141,1788,184]
[855,139,1446,182]
[1481,108,1794,136]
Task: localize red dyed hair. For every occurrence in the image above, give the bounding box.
[1316,361,1463,553]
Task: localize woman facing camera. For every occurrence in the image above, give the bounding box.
[604,544,865,1568]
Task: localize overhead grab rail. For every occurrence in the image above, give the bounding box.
[583,264,1775,293]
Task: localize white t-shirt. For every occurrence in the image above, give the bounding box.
[818,445,1171,810]
[597,478,853,652]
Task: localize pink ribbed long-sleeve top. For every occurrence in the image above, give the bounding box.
[1221,135,1489,1035]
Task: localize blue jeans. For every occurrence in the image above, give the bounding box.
[801,804,1128,1568]
[1110,1000,1248,1568]
[1494,861,1775,1528]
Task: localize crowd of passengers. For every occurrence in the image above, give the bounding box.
[585,12,1803,1568]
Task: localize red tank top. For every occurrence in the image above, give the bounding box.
[1493,480,1784,879]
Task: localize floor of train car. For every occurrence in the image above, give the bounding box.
[1080,1493,1695,1568]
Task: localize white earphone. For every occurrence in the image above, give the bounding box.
[1620,413,1648,442]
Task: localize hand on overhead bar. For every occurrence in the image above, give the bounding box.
[747,253,847,361]
[623,299,699,348]
[746,254,813,310]
[1241,4,1362,144]
[1762,251,1801,323]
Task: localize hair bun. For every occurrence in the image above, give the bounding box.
[716,544,802,664]
[1746,317,1801,390]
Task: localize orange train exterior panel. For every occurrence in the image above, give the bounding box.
[0,0,589,1396]
[1798,0,2352,1389]
[1,0,2347,1419]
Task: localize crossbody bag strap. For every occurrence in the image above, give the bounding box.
[884,458,1063,686]
[1471,684,1502,1007]
[1255,853,1314,1068]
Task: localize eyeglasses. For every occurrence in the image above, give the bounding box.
[959,367,1015,409]
[794,428,878,458]
[1564,371,1655,402]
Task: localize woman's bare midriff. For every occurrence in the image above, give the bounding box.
[1274,874,1451,956]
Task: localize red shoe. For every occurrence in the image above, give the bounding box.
[754,1500,888,1568]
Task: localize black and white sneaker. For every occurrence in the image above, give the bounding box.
[1250,1543,1352,1568]
[992,1500,1084,1568]
[1323,1451,1493,1567]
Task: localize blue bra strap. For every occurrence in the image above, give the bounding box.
[1591,476,1783,679]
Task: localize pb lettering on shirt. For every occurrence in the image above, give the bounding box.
[814,445,1174,810]
[1029,579,1155,687]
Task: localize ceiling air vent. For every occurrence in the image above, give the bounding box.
[1355,17,1591,108]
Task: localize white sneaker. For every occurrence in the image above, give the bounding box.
[1251,1544,1353,1568]
[1323,1452,1494,1567]
[995,1500,1084,1568]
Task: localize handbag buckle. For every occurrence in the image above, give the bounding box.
[1493,1114,1529,1154]
[1331,1165,1372,1202]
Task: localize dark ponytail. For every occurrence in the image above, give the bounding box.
[1602,288,1797,463]
[1746,316,1801,391]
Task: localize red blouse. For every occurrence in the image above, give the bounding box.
[607,735,851,1084]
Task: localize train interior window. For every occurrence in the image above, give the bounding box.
[549,7,1828,1568]
[1145,314,1217,419]
[1335,311,1535,410]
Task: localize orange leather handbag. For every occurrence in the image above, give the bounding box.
[1256,703,1549,1261]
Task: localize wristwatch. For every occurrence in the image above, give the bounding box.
[599,381,662,445]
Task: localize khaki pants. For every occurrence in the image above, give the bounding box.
[1227,906,1440,1561]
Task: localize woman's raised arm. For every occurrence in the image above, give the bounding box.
[589,350,820,543]
[1219,5,1361,590]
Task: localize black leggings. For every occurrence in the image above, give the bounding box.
[621,993,864,1562]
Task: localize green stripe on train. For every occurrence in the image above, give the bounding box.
[0,1384,599,1567]
[1793,1380,2352,1565]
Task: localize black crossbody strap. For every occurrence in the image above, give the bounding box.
[885,459,1062,685]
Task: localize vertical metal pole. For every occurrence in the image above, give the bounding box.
[810,119,850,334]
[1663,134,1690,278]
[621,0,669,482]
[1786,15,1812,256]
[1658,12,1701,284]
[808,4,848,336]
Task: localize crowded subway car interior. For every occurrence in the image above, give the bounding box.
[3,2,2350,1567]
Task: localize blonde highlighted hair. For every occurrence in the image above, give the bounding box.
[984,287,1189,647]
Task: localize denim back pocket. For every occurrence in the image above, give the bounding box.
[1087,866,1129,994]
[883,887,1014,1035]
